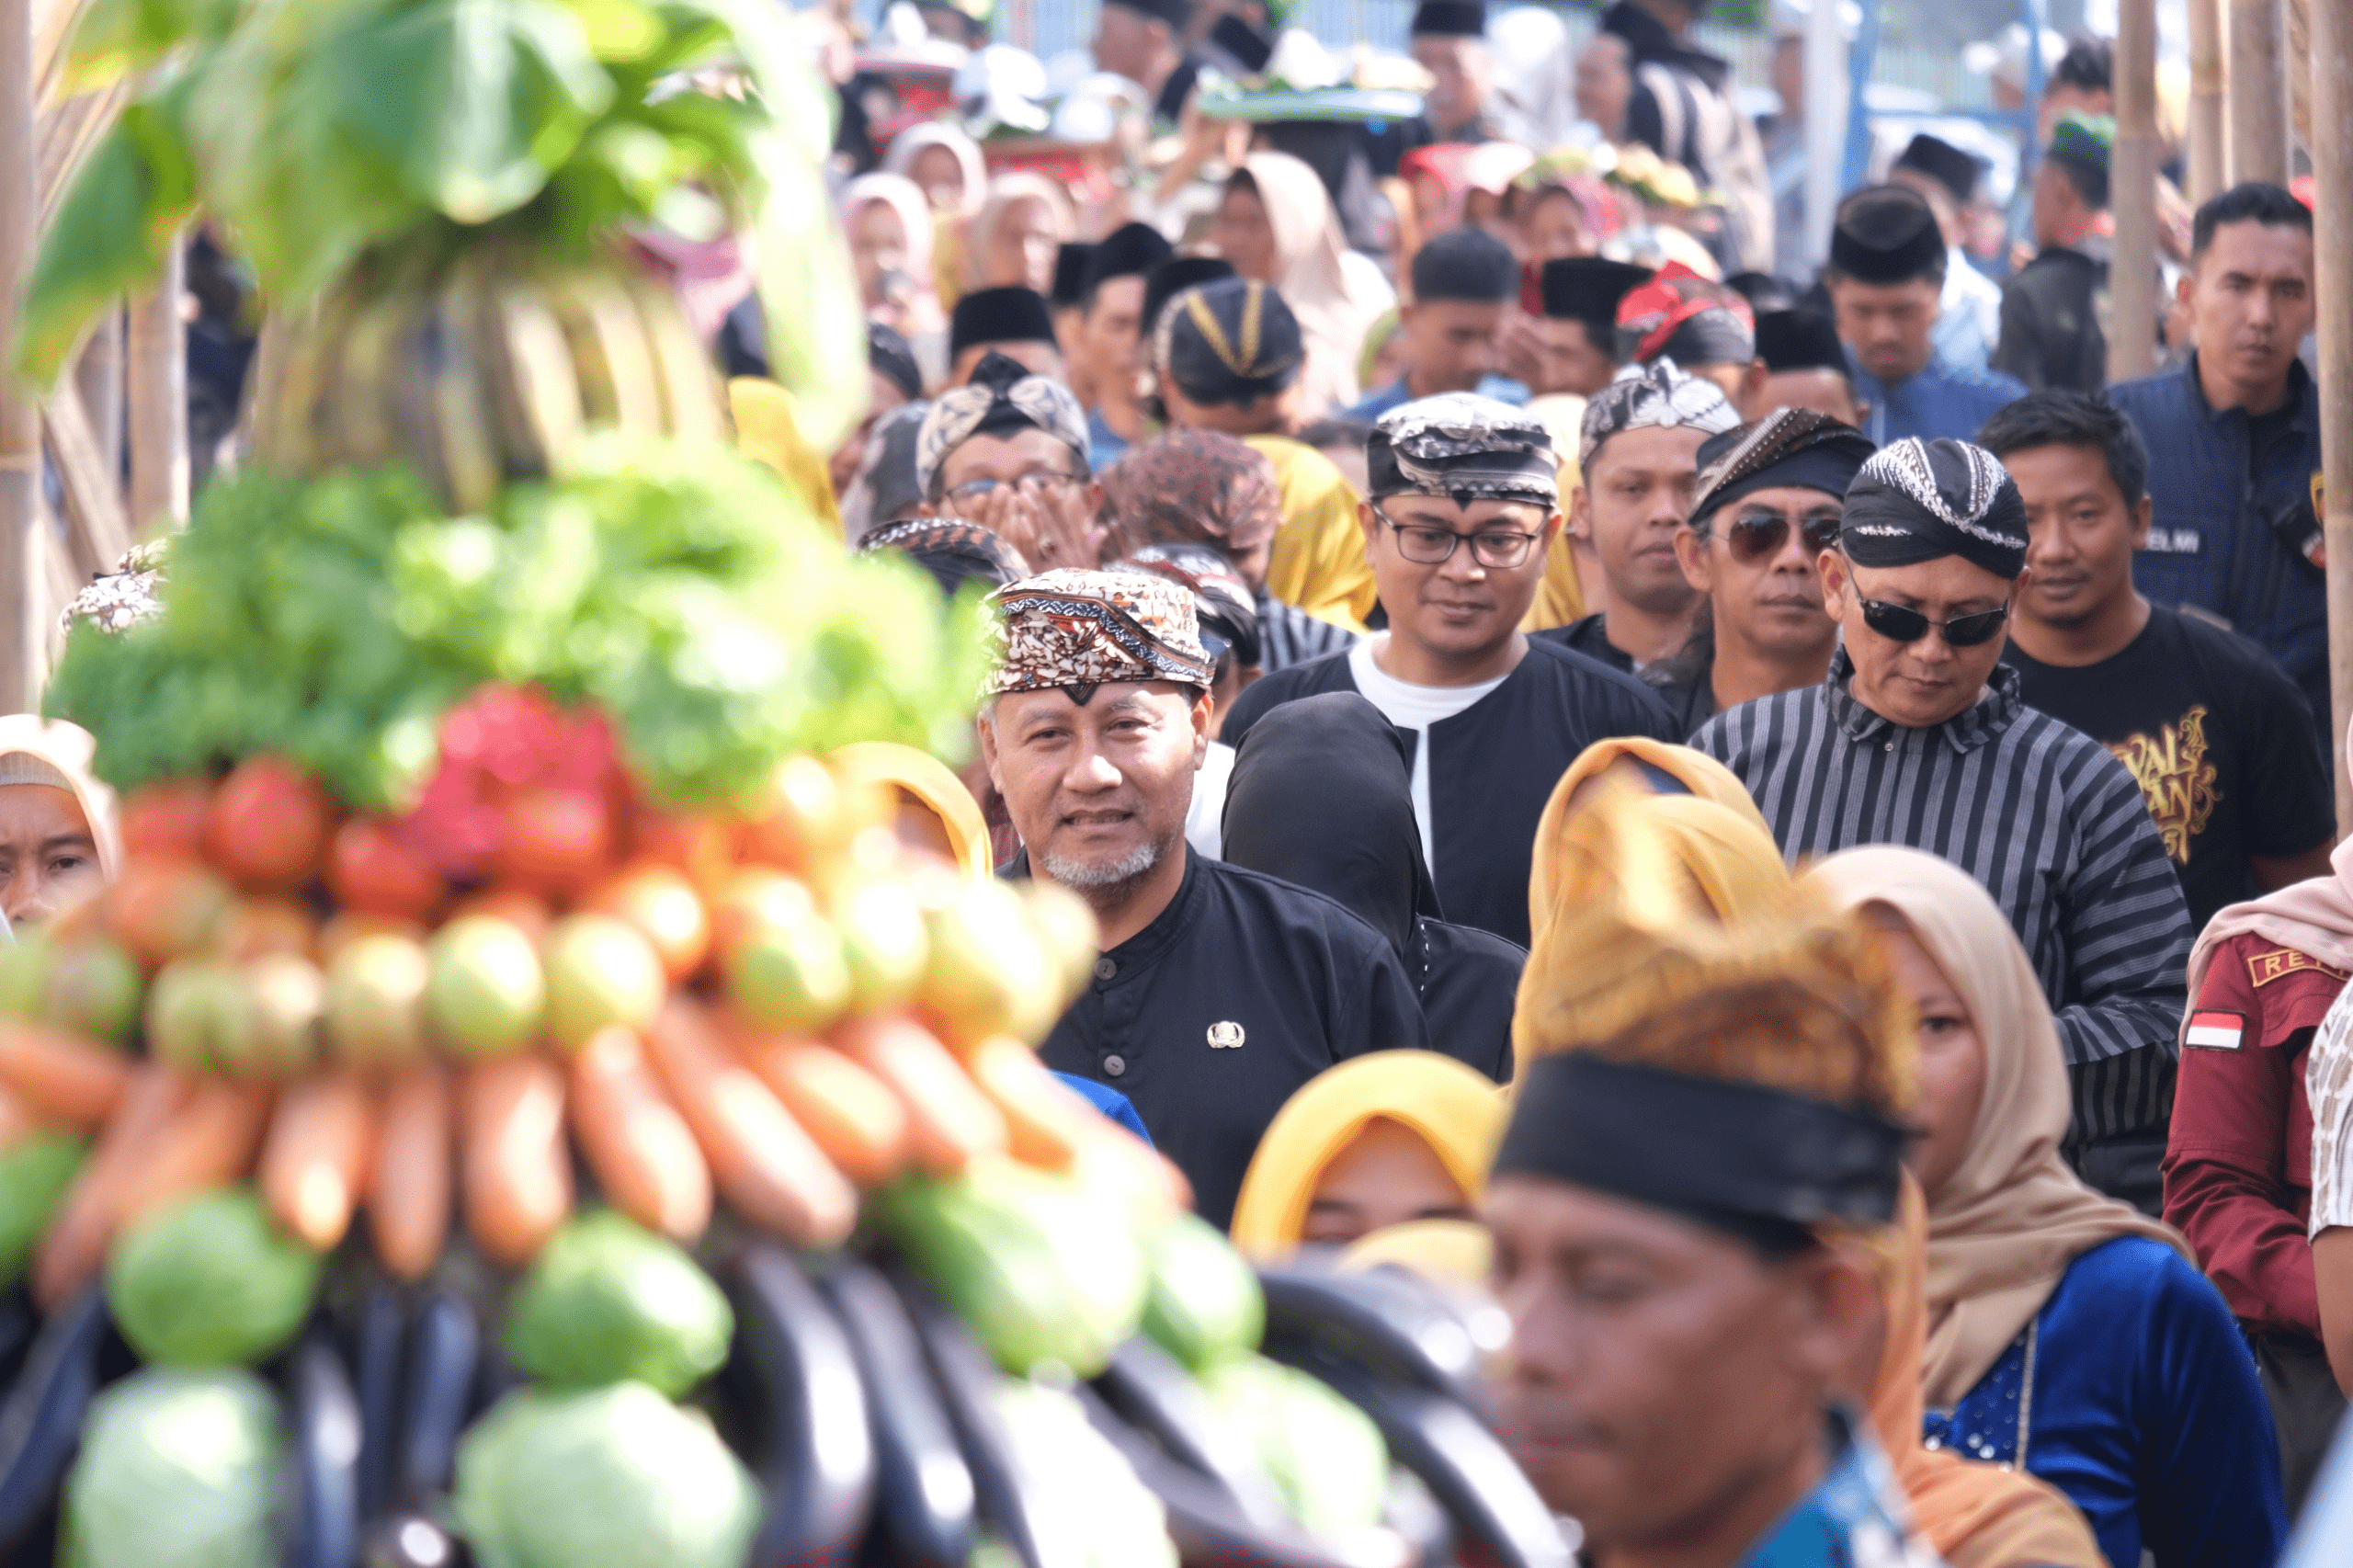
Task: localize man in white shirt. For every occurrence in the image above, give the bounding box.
[1221,394,1677,944]
[1889,132,2006,373]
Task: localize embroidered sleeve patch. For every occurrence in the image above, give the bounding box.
[2247,949,2352,989]
[2187,1010,2245,1051]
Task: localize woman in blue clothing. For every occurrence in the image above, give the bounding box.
[1813,846,2289,1568]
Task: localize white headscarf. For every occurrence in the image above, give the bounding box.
[0,716,119,881]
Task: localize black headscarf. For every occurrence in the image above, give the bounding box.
[1222,692,1437,957]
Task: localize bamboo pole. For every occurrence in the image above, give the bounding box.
[125,240,186,536]
[0,0,40,711]
[2188,0,2229,203]
[2109,0,2159,386]
[2228,0,2290,185]
[2313,0,2353,833]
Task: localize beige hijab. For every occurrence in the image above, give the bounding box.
[964,173,1074,291]
[1233,152,1381,409]
[1807,845,2190,1406]
[2180,726,2353,1040]
[0,716,120,881]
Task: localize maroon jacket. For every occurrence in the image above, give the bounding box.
[2162,930,2347,1338]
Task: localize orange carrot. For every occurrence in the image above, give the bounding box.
[259,1070,375,1250]
[831,1014,1006,1176]
[962,1035,1099,1172]
[459,1051,572,1267]
[643,997,856,1245]
[34,1063,190,1307]
[728,1027,909,1187]
[369,1060,453,1280]
[0,1085,41,1152]
[569,1027,712,1242]
[0,1023,132,1128]
[108,1077,274,1231]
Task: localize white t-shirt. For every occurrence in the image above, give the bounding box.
[1347,637,1507,881]
[1186,739,1235,861]
[2308,982,2353,1238]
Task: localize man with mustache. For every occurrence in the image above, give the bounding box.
[2107,182,2326,757]
[1692,436,2193,1213]
[1221,393,1679,947]
[980,569,1427,1227]
[1645,409,1872,736]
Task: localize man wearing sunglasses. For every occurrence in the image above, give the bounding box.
[1646,409,1872,736]
[1222,393,1679,948]
[1695,435,2194,1211]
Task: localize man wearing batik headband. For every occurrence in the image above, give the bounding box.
[1644,409,1871,735]
[1542,359,1740,677]
[1488,787,1938,1564]
[1222,394,1678,947]
[980,568,1427,1228]
[917,349,1103,570]
[1693,436,2194,1210]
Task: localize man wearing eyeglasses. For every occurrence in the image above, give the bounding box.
[1221,393,1679,948]
[915,349,1105,571]
[1693,435,2193,1211]
[1645,409,1872,736]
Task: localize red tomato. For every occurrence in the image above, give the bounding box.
[582,862,711,981]
[492,787,612,894]
[205,756,335,890]
[211,896,319,962]
[327,817,448,921]
[119,779,213,861]
[111,858,236,966]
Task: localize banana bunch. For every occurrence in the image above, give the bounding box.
[247,244,727,516]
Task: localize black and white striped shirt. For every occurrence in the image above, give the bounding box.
[1692,653,2192,1158]
[1256,589,1359,674]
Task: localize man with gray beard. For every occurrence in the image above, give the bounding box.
[979,568,1428,1225]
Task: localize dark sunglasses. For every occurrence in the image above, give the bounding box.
[1720,508,1844,565]
[1858,597,2011,647]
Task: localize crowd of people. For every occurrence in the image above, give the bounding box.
[70,0,2353,1560]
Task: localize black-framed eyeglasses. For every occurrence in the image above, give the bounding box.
[1858,597,2011,647]
[1719,507,1844,565]
[1372,504,1543,569]
[943,470,1082,512]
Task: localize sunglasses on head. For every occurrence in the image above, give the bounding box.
[1858,597,2011,647]
[1719,508,1844,565]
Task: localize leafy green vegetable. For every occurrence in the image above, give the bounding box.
[107,1187,322,1366]
[63,1367,283,1568]
[46,439,989,811]
[0,1131,89,1289]
[452,1381,760,1568]
[506,1209,732,1396]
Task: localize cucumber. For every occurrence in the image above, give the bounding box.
[1138,1212,1264,1372]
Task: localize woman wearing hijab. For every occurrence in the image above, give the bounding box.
[1866,1179,2107,1568]
[882,120,988,217]
[1812,845,2288,1568]
[1222,693,1524,1082]
[1226,1049,1504,1259]
[0,717,118,931]
[964,173,1074,297]
[840,172,949,362]
[1211,152,1392,413]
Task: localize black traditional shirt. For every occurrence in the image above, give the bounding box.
[1222,638,1680,946]
[1015,850,1428,1229]
[1692,652,2193,1206]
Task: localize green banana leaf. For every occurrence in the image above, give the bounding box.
[63,0,241,91]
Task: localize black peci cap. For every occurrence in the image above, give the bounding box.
[1103,0,1196,29]
[1892,133,1983,207]
[1051,243,1097,310]
[1080,222,1176,302]
[1539,256,1653,330]
[868,321,924,402]
[1140,256,1239,346]
[949,286,1059,361]
[1722,270,1801,313]
[1410,0,1484,37]
[1754,310,1850,378]
[1828,185,1947,286]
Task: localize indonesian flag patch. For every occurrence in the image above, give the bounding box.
[2186,1010,2245,1051]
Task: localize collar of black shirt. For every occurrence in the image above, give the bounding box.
[1000,843,1204,981]
[1822,646,2020,752]
[2181,348,2316,437]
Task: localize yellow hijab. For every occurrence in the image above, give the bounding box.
[829,742,993,881]
[1228,1051,1507,1260]
[729,378,846,541]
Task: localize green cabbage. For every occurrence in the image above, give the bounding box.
[63,1367,283,1568]
[107,1187,321,1366]
[505,1210,733,1396]
[454,1382,761,1568]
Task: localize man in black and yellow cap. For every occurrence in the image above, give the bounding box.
[1995,111,2117,395]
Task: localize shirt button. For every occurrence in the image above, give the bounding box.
[1094,957,1117,982]
[1883,741,1894,752]
[1103,1054,1127,1076]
